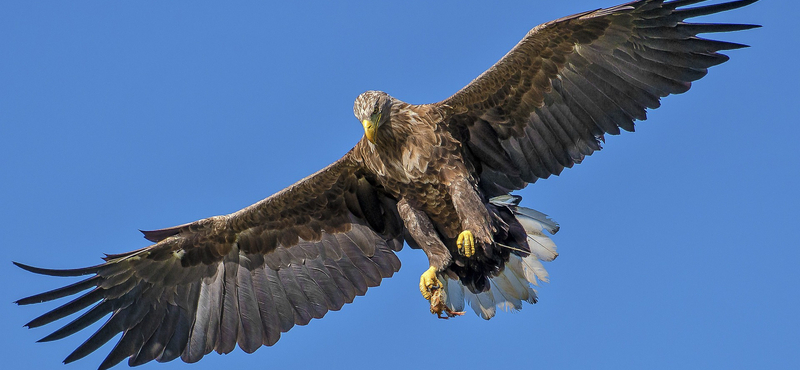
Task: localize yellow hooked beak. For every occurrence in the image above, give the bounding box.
[361,119,377,144]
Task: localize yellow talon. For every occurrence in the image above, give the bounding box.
[457,230,475,258]
[419,266,442,301]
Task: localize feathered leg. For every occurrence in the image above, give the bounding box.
[397,199,450,300]
[446,175,493,258]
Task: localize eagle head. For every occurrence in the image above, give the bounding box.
[354,90,393,144]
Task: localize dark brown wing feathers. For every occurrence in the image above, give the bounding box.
[439,0,758,195]
[15,150,404,369]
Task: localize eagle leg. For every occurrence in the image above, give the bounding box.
[456,230,475,257]
[397,198,451,301]
[446,173,494,256]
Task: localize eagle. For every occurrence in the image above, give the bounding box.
[15,0,759,369]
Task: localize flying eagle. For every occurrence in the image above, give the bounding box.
[16,0,759,369]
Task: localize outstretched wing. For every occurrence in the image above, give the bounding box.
[437,0,758,195]
[15,150,404,370]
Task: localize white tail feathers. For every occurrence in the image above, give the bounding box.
[513,206,560,235]
[443,275,465,312]
[438,200,559,319]
[513,205,559,262]
[439,254,542,320]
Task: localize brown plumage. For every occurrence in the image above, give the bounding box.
[15,1,758,369]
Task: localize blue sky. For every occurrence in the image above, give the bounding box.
[1,1,797,369]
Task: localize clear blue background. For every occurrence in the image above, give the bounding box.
[2,1,796,369]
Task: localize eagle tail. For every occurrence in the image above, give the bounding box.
[439,198,559,319]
